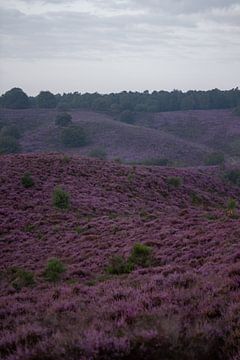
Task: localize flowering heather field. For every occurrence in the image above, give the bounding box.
[0,153,240,359]
[1,108,239,165]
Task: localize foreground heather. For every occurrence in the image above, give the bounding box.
[0,153,240,360]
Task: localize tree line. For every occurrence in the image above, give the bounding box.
[0,87,240,112]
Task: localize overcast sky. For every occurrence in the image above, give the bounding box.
[0,0,239,95]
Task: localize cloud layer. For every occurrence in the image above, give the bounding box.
[0,0,239,93]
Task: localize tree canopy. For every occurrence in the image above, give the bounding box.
[36,91,57,108]
[1,87,240,112]
[0,88,30,109]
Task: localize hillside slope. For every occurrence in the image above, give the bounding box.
[0,153,240,359]
[0,108,239,166]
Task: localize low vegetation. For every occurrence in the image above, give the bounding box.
[225,169,240,186]
[107,243,153,275]
[167,176,182,187]
[204,152,225,166]
[21,173,35,188]
[43,258,66,282]
[0,135,20,154]
[61,126,87,148]
[88,148,107,160]
[8,267,35,290]
[52,186,70,209]
[55,112,72,127]
[1,154,240,360]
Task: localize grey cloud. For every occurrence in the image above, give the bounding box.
[0,1,239,61]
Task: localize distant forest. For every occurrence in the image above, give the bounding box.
[1,87,240,113]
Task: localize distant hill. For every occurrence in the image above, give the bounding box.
[0,108,239,166]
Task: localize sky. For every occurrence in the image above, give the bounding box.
[0,0,240,95]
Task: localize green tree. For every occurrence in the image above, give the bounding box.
[55,112,72,127]
[37,91,56,108]
[61,126,87,148]
[1,88,30,109]
[0,136,21,154]
[204,152,225,166]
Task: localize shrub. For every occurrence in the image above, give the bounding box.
[128,243,153,267]
[224,169,240,186]
[227,198,238,218]
[204,152,225,166]
[52,186,70,209]
[88,148,107,160]
[167,176,182,187]
[142,158,170,166]
[0,135,20,154]
[119,110,135,124]
[106,255,133,275]
[9,267,35,290]
[55,112,72,127]
[191,192,202,205]
[0,125,21,139]
[234,105,240,116]
[43,258,66,282]
[21,173,34,188]
[106,243,154,275]
[61,126,87,148]
[61,155,71,164]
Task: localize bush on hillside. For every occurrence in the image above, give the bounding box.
[61,126,87,148]
[8,267,35,290]
[141,158,170,166]
[204,152,225,166]
[52,186,70,209]
[128,243,153,267]
[21,173,35,188]
[106,255,133,275]
[88,148,107,160]
[55,112,72,127]
[0,125,21,139]
[224,169,240,186]
[234,105,240,116]
[0,135,21,154]
[119,110,135,124]
[43,258,66,282]
[167,176,182,188]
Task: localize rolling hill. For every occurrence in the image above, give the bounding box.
[0,108,239,166]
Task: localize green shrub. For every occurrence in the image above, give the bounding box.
[142,158,170,166]
[9,267,35,290]
[224,169,240,186]
[119,110,135,124]
[43,258,66,282]
[106,255,133,275]
[55,112,72,127]
[21,173,34,188]
[191,192,202,205]
[61,155,71,164]
[167,176,182,188]
[52,186,70,209]
[0,125,21,139]
[89,148,107,160]
[61,126,87,148]
[0,135,20,154]
[234,105,240,116]
[106,243,154,275]
[227,198,238,218]
[204,152,225,166]
[128,243,153,267]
